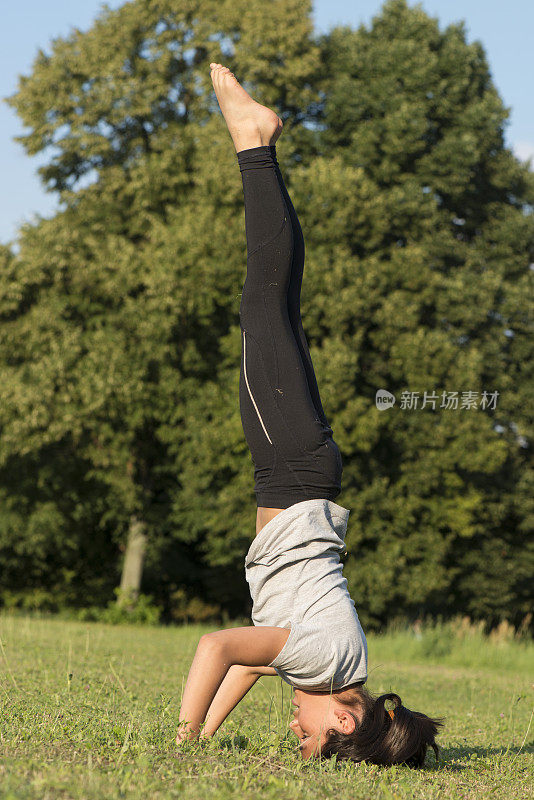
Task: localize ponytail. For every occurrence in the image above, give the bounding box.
[322,687,444,768]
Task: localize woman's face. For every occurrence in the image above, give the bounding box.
[288,687,358,760]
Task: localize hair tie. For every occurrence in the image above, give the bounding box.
[387,709,395,720]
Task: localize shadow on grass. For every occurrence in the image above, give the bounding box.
[436,743,534,771]
[219,734,250,751]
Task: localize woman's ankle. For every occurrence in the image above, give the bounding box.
[235,136,266,154]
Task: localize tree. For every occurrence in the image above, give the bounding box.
[178,0,534,626]
[303,0,534,625]
[0,0,321,612]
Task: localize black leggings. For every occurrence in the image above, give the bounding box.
[237,145,342,508]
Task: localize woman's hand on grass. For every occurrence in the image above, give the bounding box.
[175,721,199,746]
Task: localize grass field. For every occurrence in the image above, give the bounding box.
[1,612,533,800]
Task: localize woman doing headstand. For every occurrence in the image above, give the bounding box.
[176,64,442,766]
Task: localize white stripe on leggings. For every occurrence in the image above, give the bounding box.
[243,330,273,445]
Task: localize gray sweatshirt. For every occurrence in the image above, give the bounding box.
[244,498,368,691]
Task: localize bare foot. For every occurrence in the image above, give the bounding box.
[209,62,283,153]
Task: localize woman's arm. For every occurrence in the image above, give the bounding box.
[200,665,278,738]
[176,627,289,743]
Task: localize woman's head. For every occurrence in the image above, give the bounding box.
[289,685,360,759]
[289,684,444,767]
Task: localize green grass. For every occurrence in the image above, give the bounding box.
[1,612,533,800]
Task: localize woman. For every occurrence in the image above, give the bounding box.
[176,63,443,766]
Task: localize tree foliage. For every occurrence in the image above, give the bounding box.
[1,0,532,627]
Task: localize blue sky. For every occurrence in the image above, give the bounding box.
[1,0,533,247]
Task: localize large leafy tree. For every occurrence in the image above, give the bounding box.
[0,0,321,612]
[1,0,532,626]
[303,0,534,625]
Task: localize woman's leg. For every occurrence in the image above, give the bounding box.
[237,144,342,511]
[271,158,332,431]
[208,63,342,517]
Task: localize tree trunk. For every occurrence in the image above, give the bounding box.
[118,515,147,608]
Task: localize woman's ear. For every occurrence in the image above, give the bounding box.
[333,707,357,735]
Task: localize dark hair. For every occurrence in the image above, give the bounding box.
[321,687,444,768]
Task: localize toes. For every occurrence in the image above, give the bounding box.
[210,64,230,86]
[210,63,237,89]
[210,63,223,86]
